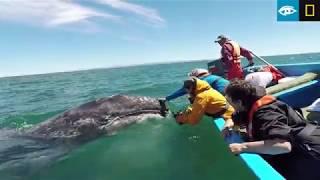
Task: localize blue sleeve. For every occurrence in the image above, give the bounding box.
[166,87,187,101]
[200,76,213,84]
[201,75,229,93]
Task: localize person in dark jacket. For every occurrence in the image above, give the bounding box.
[224,80,320,180]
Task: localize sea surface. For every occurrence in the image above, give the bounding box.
[0,53,319,180]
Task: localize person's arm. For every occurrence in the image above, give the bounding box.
[240,47,254,65]
[223,118,234,129]
[221,104,234,121]
[177,97,206,125]
[229,139,292,155]
[229,105,294,155]
[221,104,235,128]
[166,87,187,101]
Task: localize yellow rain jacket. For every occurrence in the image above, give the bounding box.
[180,78,234,125]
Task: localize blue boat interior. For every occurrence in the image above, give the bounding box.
[275,62,320,76]
[274,63,320,108]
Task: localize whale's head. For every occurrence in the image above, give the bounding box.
[27,95,169,143]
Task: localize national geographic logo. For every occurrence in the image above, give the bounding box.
[300,0,320,21]
[277,0,320,21]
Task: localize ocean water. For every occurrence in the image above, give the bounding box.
[0,53,319,180]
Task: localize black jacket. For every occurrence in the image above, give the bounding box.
[235,100,320,179]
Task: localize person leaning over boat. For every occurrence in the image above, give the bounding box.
[225,80,320,179]
[215,35,254,80]
[174,78,234,131]
[165,68,229,101]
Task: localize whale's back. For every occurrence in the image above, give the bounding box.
[24,95,163,141]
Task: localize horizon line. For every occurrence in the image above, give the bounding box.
[1,51,319,79]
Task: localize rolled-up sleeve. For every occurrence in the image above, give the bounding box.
[240,47,253,62]
[222,104,234,121]
[181,97,207,125]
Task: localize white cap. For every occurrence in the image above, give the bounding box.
[188,68,209,77]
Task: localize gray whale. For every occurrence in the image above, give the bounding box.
[0,95,168,177]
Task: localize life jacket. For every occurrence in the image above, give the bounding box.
[262,66,284,82]
[248,95,276,138]
[225,40,241,64]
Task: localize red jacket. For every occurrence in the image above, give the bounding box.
[220,42,253,69]
[220,41,253,80]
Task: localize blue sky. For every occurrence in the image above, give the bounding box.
[1,0,320,77]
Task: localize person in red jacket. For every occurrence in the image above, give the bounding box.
[215,35,254,80]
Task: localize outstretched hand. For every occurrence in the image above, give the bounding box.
[229,143,246,155]
[158,98,168,117]
[175,113,184,125]
[248,61,255,66]
[222,119,234,137]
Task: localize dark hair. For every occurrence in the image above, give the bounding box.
[225,80,266,110]
[183,78,197,95]
[183,78,196,90]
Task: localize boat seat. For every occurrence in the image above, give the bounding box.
[266,72,320,95]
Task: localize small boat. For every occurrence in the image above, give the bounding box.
[208,61,320,179]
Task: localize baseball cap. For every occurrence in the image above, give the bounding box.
[188,68,209,77]
[214,35,228,43]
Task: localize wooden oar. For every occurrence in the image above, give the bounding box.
[250,52,286,77]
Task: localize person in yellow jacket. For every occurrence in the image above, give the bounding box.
[175,78,234,130]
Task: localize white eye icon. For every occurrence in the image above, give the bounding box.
[278,6,297,16]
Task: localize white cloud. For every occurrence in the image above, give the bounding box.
[0,0,166,30]
[97,0,166,26]
[0,0,119,27]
